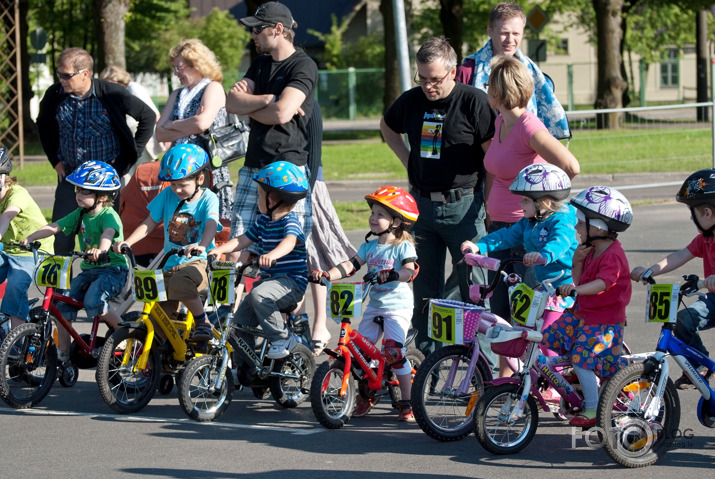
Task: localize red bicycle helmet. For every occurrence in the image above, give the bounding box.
[364,186,419,227]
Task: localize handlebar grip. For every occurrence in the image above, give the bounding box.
[207,254,216,264]
[120,244,137,269]
[464,253,501,271]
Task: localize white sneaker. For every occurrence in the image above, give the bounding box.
[267,335,298,359]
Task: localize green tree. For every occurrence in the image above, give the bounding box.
[308,14,349,70]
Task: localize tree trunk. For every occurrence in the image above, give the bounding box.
[381,0,402,113]
[593,0,627,129]
[439,0,463,64]
[18,0,37,142]
[95,0,129,72]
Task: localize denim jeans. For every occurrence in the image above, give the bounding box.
[411,190,487,357]
[676,292,715,368]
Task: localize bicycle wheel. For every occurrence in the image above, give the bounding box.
[597,361,680,468]
[310,358,355,429]
[0,322,57,409]
[474,383,539,455]
[270,343,315,408]
[411,344,488,441]
[95,327,161,414]
[178,355,234,421]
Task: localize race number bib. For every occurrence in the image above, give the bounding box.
[35,256,73,289]
[646,283,679,323]
[509,283,545,328]
[133,269,167,302]
[428,302,464,344]
[209,269,235,304]
[327,283,363,322]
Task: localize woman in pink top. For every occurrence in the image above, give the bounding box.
[481,55,579,354]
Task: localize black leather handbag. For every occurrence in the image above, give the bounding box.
[197,114,250,168]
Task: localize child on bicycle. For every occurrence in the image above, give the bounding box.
[209,161,309,359]
[21,161,128,364]
[631,168,715,389]
[461,164,578,382]
[114,143,219,341]
[0,147,54,340]
[541,186,633,427]
[310,186,420,422]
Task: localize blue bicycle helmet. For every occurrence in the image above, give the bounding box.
[159,144,209,181]
[66,161,121,192]
[252,161,309,204]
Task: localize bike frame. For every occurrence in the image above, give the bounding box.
[647,324,715,415]
[42,287,103,356]
[333,320,386,397]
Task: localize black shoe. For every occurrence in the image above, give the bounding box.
[191,323,214,342]
[675,370,713,390]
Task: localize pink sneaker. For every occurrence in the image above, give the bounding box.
[353,395,378,417]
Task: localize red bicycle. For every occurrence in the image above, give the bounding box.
[0,241,130,408]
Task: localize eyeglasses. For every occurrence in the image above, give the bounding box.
[172,64,190,74]
[56,69,86,81]
[74,187,95,195]
[251,23,274,35]
[414,70,452,88]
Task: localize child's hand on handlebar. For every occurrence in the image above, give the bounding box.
[86,248,107,263]
[377,269,400,284]
[461,240,478,255]
[310,270,329,283]
[523,252,546,266]
[258,253,276,268]
[704,275,715,292]
[557,284,577,298]
[630,266,651,283]
[184,244,205,258]
[112,241,128,254]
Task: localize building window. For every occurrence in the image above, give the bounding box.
[660,49,679,88]
[555,38,568,55]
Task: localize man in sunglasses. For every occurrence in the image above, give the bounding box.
[226,1,317,260]
[36,47,156,254]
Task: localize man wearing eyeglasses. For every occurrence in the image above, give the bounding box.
[226,2,317,257]
[380,37,496,357]
[36,47,156,254]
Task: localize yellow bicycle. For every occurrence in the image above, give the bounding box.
[95,246,209,413]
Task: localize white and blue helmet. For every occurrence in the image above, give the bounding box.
[66,161,121,192]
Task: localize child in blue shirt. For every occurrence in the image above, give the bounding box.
[23,161,128,364]
[209,161,309,359]
[462,164,578,379]
[311,186,420,422]
[115,144,220,341]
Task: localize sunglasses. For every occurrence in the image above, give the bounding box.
[251,23,274,35]
[56,69,86,81]
[74,187,95,195]
[172,64,190,74]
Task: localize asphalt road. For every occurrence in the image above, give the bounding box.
[1,188,713,477]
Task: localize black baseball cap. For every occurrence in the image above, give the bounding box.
[240,2,296,29]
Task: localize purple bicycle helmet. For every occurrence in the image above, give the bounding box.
[570,186,633,233]
[509,164,571,201]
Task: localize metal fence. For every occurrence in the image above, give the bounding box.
[565,102,714,174]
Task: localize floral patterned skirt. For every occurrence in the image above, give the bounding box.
[541,305,627,379]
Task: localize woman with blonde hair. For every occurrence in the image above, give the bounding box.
[155,39,233,223]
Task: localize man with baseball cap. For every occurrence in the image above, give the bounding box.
[226,2,317,259]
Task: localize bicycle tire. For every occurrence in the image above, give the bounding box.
[95,326,161,414]
[310,359,355,429]
[0,322,57,409]
[270,343,315,408]
[178,355,234,421]
[474,383,539,455]
[411,344,488,442]
[597,361,680,467]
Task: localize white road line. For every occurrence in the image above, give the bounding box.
[0,407,326,435]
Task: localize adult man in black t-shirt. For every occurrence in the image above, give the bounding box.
[227,1,317,248]
[381,38,496,356]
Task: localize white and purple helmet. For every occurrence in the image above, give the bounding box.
[509,164,571,201]
[570,186,633,232]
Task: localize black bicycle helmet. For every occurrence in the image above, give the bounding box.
[676,169,715,207]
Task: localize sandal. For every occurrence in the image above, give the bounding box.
[191,322,214,342]
[311,337,330,356]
